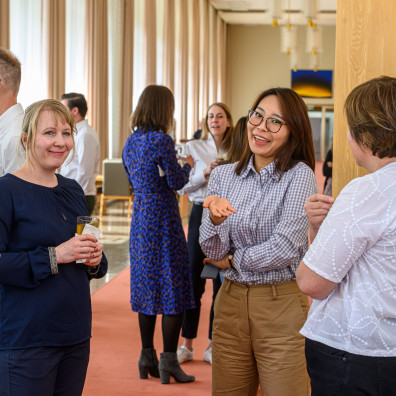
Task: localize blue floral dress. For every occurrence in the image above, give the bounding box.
[122,129,195,315]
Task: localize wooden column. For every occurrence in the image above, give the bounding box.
[333,0,396,197]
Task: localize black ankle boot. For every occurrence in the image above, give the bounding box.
[158,352,195,384]
[138,348,160,379]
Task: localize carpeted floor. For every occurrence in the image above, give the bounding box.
[84,267,214,395]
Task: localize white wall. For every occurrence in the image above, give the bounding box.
[227,25,336,120]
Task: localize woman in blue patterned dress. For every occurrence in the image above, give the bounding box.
[122,85,195,384]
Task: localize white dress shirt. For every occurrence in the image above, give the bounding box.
[177,134,227,203]
[300,162,396,357]
[0,103,24,176]
[60,120,100,196]
[199,158,317,284]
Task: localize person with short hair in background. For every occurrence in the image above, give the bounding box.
[200,88,317,396]
[0,47,24,176]
[297,76,396,396]
[60,92,100,215]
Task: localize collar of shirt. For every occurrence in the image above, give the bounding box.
[240,155,280,182]
[75,119,88,134]
[0,103,24,131]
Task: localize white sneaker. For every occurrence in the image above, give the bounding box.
[203,347,212,364]
[177,345,193,364]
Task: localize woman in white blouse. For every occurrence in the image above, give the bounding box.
[297,76,396,395]
[177,103,233,366]
[199,88,317,396]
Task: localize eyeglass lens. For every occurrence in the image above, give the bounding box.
[248,111,283,133]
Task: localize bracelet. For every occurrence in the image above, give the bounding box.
[48,247,59,274]
[85,265,100,275]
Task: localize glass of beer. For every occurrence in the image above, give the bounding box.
[76,216,100,235]
[216,154,227,162]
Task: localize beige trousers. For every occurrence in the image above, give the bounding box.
[212,278,310,396]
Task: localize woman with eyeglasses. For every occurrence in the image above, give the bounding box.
[199,88,317,396]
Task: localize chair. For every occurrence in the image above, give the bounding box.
[99,158,133,218]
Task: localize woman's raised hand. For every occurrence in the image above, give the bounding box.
[203,195,236,225]
[304,193,334,242]
[183,155,194,168]
[55,234,103,266]
[203,159,220,179]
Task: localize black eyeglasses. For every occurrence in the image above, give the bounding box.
[247,110,287,133]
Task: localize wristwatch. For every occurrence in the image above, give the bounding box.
[228,254,234,268]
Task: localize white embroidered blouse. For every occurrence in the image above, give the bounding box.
[300,162,396,357]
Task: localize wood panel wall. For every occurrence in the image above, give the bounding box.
[333,0,396,197]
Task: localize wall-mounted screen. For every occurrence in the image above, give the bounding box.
[291,70,333,98]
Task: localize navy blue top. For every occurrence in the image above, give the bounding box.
[0,173,108,350]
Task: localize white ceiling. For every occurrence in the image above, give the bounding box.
[209,0,337,25]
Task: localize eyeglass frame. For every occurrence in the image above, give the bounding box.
[247,109,288,133]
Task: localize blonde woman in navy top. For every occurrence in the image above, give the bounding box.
[0,99,107,396]
[200,88,317,396]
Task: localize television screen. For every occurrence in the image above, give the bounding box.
[291,69,333,98]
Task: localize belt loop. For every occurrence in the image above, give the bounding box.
[271,284,277,299]
[225,279,232,293]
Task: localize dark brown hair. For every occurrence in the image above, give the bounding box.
[225,116,247,164]
[201,102,234,146]
[235,88,315,175]
[130,85,175,134]
[61,92,88,118]
[344,76,396,158]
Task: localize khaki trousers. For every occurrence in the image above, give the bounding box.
[212,278,310,396]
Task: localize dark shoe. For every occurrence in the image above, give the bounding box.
[159,352,195,384]
[138,348,160,379]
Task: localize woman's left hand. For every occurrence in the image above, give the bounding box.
[203,255,231,269]
[84,243,103,267]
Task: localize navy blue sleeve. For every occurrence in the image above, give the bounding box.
[157,134,191,191]
[0,181,52,288]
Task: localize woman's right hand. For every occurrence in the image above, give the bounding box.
[203,159,220,179]
[304,194,334,242]
[55,234,101,264]
[183,155,194,168]
[203,195,236,226]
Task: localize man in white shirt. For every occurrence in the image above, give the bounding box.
[0,48,24,176]
[60,93,100,215]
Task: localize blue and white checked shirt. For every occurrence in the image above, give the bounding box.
[199,156,317,285]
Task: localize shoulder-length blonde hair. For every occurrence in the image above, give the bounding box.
[201,102,234,148]
[130,85,175,134]
[22,99,76,168]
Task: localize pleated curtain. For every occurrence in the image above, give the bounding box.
[0,0,9,48]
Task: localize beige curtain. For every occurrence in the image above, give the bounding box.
[199,0,210,118]
[86,0,108,163]
[175,0,188,141]
[218,18,227,104]
[119,0,134,155]
[0,0,9,48]
[43,0,65,100]
[144,0,156,85]
[162,0,175,92]
[187,0,200,137]
[209,6,218,104]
